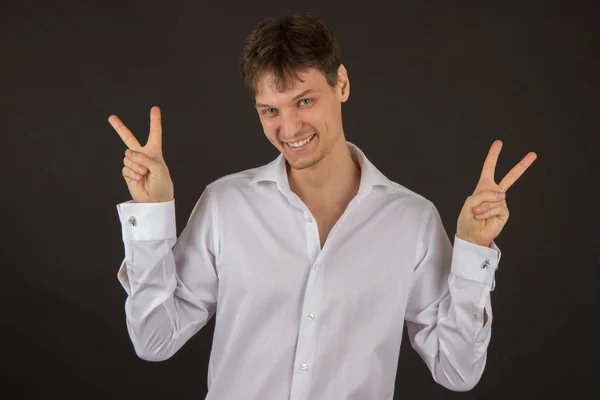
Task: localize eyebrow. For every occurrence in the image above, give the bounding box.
[255,89,317,108]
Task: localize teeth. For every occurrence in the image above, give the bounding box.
[288,134,314,148]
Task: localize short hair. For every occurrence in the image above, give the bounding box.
[238,12,341,97]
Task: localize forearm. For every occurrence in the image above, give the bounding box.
[116,198,218,361]
[407,208,500,392]
[425,275,493,390]
[119,238,199,361]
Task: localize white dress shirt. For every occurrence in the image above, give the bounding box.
[116,141,500,400]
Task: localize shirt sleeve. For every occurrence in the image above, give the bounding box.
[116,185,220,361]
[404,201,501,391]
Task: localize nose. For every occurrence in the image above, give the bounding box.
[279,109,302,140]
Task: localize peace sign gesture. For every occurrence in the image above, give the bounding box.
[456,140,537,247]
[108,106,174,203]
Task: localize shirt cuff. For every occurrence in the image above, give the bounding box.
[116,199,177,241]
[450,235,501,286]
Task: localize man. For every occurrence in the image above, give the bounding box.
[109,12,536,400]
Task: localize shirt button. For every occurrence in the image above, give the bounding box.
[306,216,313,223]
[314,264,319,271]
[128,216,137,226]
[474,312,482,321]
[301,363,308,370]
[127,267,133,274]
[308,313,315,320]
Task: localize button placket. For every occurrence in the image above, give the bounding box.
[289,210,323,397]
[304,211,320,263]
[291,282,320,391]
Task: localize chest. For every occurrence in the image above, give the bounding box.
[216,201,419,313]
[214,187,427,306]
[312,210,344,248]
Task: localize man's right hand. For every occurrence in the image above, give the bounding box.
[109,106,174,203]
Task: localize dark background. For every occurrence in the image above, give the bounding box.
[1,0,597,398]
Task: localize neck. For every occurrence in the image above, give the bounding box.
[287,137,361,212]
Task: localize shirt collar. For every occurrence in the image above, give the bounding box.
[249,141,398,203]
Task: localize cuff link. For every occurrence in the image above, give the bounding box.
[482,259,490,269]
[128,216,137,226]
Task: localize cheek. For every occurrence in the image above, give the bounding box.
[327,105,342,130]
[261,121,281,144]
[304,109,324,131]
[316,110,336,136]
[260,118,275,134]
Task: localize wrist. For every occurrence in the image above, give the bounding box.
[455,233,491,248]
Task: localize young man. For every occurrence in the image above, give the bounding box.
[109,12,536,400]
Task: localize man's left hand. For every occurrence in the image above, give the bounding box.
[456,140,537,247]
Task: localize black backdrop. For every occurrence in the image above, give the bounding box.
[2,0,597,398]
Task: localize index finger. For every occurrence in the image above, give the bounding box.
[108,115,142,150]
[148,106,162,148]
[498,151,538,192]
[479,140,503,182]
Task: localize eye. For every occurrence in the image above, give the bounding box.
[263,108,277,115]
[298,98,312,106]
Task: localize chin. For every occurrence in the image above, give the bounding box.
[288,148,327,170]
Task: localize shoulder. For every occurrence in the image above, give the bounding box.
[207,168,257,189]
[202,167,260,200]
[202,156,278,202]
[377,179,436,218]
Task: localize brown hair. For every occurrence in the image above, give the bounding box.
[238,12,341,97]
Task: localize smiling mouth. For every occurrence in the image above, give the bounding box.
[285,133,316,149]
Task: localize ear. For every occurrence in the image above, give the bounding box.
[337,64,350,102]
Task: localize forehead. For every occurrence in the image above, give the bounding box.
[254,68,328,101]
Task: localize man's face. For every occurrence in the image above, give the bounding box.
[254,65,349,170]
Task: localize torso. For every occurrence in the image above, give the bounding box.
[295,160,362,249]
[312,208,346,249]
